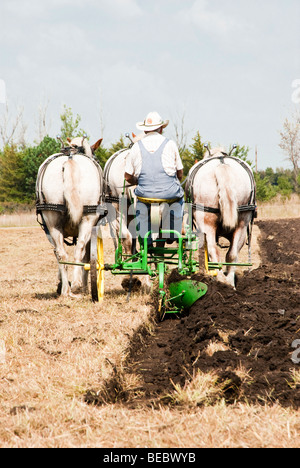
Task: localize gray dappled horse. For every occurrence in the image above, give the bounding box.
[103,133,144,254]
[186,147,256,287]
[36,136,103,296]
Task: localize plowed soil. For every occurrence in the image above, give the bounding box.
[127,218,300,408]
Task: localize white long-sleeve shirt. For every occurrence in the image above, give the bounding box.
[125,132,183,177]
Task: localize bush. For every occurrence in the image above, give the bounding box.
[22,136,61,197]
[0,127,298,209]
[254,173,278,201]
[277,175,293,197]
[0,145,28,203]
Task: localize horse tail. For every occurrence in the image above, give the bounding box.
[62,159,83,225]
[215,163,238,231]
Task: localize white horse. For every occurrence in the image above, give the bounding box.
[103,132,144,254]
[36,136,103,296]
[186,147,256,287]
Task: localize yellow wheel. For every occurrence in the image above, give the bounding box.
[90,226,104,302]
[204,235,209,273]
[158,294,166,321]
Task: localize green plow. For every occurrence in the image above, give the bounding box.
[59,195,252,321]
[100,221,210,320]
[168,280,208,310]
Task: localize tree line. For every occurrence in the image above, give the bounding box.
[0,106,299,212]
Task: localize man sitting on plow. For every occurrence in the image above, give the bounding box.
[124,111,184,244]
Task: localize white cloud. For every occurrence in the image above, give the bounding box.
[35,23,96,60]
[100,0,143,19]
[1,0,47,18]
[1,0,299,169]
[49,0,144,18]
[178,0,238,36]
[97,61,172,139]
[0,0,143,20]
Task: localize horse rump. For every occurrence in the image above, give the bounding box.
[62,159,83,226]
[215,163,238,231]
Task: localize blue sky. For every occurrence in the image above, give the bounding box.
[0,0,299,169]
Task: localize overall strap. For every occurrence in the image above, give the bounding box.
[138,137,169,159]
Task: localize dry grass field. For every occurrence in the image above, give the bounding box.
[0,198,299,448]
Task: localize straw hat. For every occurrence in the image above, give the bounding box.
[136,111,169,132]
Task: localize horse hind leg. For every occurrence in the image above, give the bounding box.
[41,212,71,296]
[205,223,227,284]
[71,216,96,295]
[225,225,247,288]
[51,229,71,296]
[81,239,90,295]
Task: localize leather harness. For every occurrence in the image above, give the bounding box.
[36,149,104,246]
[185,154,257,259]
[103,148,133,203]
[185,154,257,216]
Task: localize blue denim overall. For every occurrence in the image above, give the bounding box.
[135,138,183,200]
[134,138,184,240]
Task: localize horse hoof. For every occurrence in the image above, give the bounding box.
[57,281,72,295]
[71,284,83,295]
[69,291,83,299]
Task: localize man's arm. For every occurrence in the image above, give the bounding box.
[124,172,138,186]
[177,169,183,181]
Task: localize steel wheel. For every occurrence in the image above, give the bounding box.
[90,226,104,302]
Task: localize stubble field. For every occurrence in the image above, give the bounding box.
[0,198,299,448]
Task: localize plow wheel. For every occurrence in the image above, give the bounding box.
[204,234,218,277]
[90,226,104,302]
[157,262,166,320]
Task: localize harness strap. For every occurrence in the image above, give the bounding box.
[192,203,220,214]
[36,212,55,246]
[36,203,99,214]
[192,203,256,215]
[36,151,103,207]
[104,195,123,204]
[186,155,256,207]
[103,148,129,194]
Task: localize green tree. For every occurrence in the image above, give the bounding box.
[22,136,61,197]
[230,144,253,167]
[94,146,110,168]
[264,167,276,185]
[95,135,128,168]
[180,131,208,178]
[107,135,127,156]
[190,131,207,161]
[277,174,293,197]
[59,105,87,141]
[254,172,278,201]
[94,135,127,169]
[0,145,27,203]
